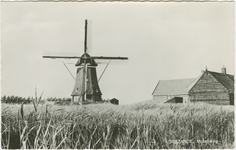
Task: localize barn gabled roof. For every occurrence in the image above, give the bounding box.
[186,70,234,94]
[152,78,195,95]
[208,71,234,92]
[152,69,234,96]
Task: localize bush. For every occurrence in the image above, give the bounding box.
[1,95,32,104]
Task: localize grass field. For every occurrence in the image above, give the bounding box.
[1,100,235,149]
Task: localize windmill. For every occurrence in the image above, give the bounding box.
[43,20,128,104]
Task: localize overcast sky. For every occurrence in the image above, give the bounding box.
[1,2,234,104]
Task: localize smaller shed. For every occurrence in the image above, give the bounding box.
[110,98,119,105]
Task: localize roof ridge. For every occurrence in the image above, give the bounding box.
[152,81,160,95]
[159,78,195,81]
[208,70,234,76]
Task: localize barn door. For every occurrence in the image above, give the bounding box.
[229,93,234,105]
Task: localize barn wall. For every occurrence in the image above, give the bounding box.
[189,92,230,104]
[183,96,189,104]
[190,99,230,105]
[153,94,189,103]
[189,72,230,104]
[153,95,168,103]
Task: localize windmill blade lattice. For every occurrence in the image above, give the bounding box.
[86,20,93,53]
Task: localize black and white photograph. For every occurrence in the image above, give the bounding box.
[1,1,234,149]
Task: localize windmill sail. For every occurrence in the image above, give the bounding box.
[86,20,93,53]
[43,51,128,60]
[84,20,88,53]
[91,56,128,60]
[43,51,80,59]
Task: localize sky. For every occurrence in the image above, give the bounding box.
[1,2,234,104]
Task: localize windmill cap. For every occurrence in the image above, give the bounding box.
[75,52,97,66]
[81,52,91,58]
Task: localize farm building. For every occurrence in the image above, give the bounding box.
[110,98,119,105]
[152,67,234,105]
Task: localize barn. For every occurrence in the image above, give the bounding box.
[152,67,234,105]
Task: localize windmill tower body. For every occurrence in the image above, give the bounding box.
[71,53,102,102]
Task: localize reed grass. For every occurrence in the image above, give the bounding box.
[1,101,234,149]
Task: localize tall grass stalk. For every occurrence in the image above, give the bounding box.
[1,102,234,149]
